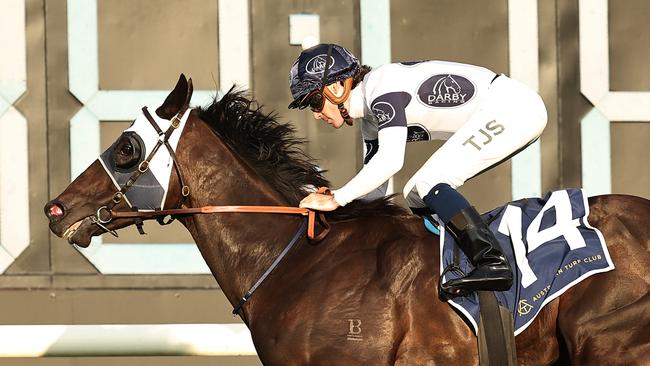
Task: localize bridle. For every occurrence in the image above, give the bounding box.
[91,83,330,242]
[89,82,331,317]
[90,84,194,236]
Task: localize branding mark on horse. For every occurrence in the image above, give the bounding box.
[417,74,475,108]
[346,319,363,341]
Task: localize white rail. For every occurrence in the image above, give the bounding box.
[0,324,257,357]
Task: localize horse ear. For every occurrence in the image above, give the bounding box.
[156,74,193,119]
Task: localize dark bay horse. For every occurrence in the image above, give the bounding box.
[45,75,650,365]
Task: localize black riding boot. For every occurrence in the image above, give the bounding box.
[441,206,513,297]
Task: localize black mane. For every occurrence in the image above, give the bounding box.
[197,89,407,219]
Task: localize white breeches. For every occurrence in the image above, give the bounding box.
[403,76,548,208]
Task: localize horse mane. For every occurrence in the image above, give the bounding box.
[196,88,408,219]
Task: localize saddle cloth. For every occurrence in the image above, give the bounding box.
[439,189,614,336]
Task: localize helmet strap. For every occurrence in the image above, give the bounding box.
[338,103,354,126]
[318,45,334,94]
[323,78,353,105]
[318,46,353,126]
[324,77,354,126]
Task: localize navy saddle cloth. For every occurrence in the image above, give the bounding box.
[438,189,614,336]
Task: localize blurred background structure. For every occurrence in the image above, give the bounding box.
[0,0,648,365]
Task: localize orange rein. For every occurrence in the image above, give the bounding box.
[110,205,329,241]
[108,188,333,242]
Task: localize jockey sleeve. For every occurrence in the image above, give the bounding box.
[333,126,407,206]
[359,180,389,201]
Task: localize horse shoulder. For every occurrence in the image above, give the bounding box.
[335,215,475,364]
[250,214,468,364]
[335,215,438,294]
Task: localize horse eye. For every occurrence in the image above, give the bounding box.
[119,143,134,156]
[113,134,143,171]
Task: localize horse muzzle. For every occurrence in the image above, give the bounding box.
[44,199,67,223]
[60,216,100,247]
[44,200,101,247]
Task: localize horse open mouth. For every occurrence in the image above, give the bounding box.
[62,217,98,247]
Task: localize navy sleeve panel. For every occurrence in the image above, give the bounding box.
[370,92,412,130]
[363,139,379,164]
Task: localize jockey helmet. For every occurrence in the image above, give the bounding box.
[288,43,360,109]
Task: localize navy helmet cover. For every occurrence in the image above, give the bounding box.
[288,43,360,109]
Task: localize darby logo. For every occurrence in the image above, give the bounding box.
[407,124,430,142]
[417,74,475,108]
[372,101,396,127]
[306,54,335,75]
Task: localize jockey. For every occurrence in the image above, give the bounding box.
[288,43,548,297]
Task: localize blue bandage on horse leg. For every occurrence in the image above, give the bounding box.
[423,183,471,224]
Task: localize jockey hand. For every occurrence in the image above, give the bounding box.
[299,192,340,211]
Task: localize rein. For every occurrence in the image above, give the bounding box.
[101,203,330,241]
[91,78,330,242]
[92,82,194,236]
[91,82,332,315]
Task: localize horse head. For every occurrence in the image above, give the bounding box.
[44,73,331,249]
[433,74,461,95]
[44,74,194,247]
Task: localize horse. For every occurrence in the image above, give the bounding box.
[433,74,462,96]
[45,75,650,365]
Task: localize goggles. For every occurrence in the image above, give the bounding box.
[298,90,326,112]
[297,78,354,113]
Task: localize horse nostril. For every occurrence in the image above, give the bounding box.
[45,202,65,221]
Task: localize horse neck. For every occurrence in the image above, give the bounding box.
[176,116,304,312]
